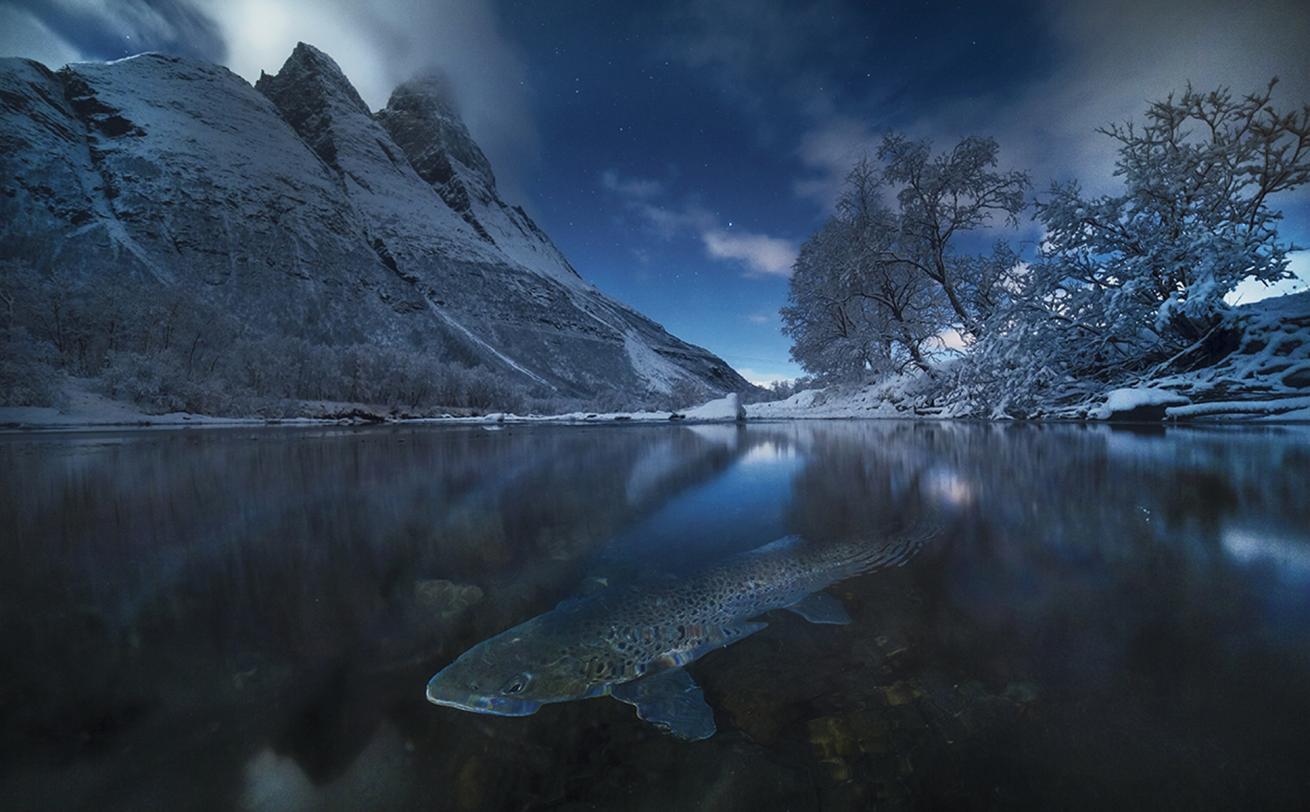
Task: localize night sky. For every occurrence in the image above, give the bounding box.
[4,0,1309,384]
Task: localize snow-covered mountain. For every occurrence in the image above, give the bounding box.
[0,44,749,402]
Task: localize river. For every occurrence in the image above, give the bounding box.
[2,421,1308,810]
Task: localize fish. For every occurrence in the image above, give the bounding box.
[424,525,938,740]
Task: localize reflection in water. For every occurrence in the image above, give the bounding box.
[1,422,1309,810]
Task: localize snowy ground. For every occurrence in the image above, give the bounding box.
[0,385,268,430]
[412,393,748,426]
[749,292,1310,424]
[0,386,751,432]
[5,291,1306,430]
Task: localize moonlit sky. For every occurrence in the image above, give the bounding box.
[4,0,1309,384]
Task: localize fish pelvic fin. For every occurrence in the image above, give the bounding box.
[787,591,852,624]
[611,668,716,741]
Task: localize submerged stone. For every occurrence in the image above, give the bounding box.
[414,579,484,621]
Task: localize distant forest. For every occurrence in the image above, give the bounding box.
[0,271,550,416]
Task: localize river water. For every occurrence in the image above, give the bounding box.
[1,421,1308,810]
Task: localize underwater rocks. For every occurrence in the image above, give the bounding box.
[413,579,484,622]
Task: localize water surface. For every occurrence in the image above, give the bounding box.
[2,421,1308,810]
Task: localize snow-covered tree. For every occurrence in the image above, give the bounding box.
[782,219,897,380]
[1029,80,1310,371]
[878,134,1030,338]
[783,160,947,379]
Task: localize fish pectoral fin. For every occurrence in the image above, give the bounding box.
[786,592,852,625]
[610,668,716,741]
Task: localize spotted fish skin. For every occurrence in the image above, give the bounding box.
[425,526,936,738]
[563,529,932,683]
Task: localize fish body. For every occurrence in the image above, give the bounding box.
[425,527,934,739]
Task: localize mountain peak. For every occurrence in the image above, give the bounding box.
[255,43,372,168]
[378,74,496,191]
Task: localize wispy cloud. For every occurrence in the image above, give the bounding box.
[600,169,664,200]
[660,0,859,120]
[600,168,798,276]
[791,0,1310,212]
[745,312,773,325]
[702,229,796,277]
[0,5,85,66]
[792,114,878,210]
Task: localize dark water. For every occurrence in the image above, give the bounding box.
[2,421,1309,811]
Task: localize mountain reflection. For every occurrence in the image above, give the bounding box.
[1,422,1308,810]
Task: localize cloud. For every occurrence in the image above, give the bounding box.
[6,0,230,65]
[792,114,879,210]
[976,0,1309,194]
[0,5,85,66]
[791,0,1310,212]
[745,312,773,324]
[661,0,858,119]
[702,229,797,277]
[629,200,714,241]
[600,169,664,200]
[601,169,797,275]
[205,0,538,196]
[5,0,538,199]
[599,170,709,239]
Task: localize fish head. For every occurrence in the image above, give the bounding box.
[425,616,598,716]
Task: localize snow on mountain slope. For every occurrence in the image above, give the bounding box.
[0,45,750,402]
[1,52,468,354]
[376,73,584,289]
[0,58,147,278]
[254,43,748,398]
[371,66,728,396]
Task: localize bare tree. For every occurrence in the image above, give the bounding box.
[878,134,1029,338]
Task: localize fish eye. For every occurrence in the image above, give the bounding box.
[500,673,532,695]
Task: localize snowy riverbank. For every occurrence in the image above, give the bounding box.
[6,288,1308,431]
[0,388,751,432]
[753,292,1310,423]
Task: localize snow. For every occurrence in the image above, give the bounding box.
[1090,388,1190,420]
[747,376,923,420]
[750,291,1310,423]
[622,331,690,395]
[683,393,745,421]
[0,385,266,430]
[403,393,749,426]
[1166,396,1310,421]
[1238,290,1310,316]
[1222,526,1310,578]
[421,297,554,389]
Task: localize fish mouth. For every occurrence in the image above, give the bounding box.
[426,677,542,717]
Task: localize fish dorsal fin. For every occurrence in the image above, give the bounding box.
[751,534,803,555]
[610,668,716,741]
[786,592,852,625]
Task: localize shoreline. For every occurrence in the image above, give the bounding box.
[6,405,1309,435]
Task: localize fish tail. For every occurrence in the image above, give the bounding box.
[829,521,942,577]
